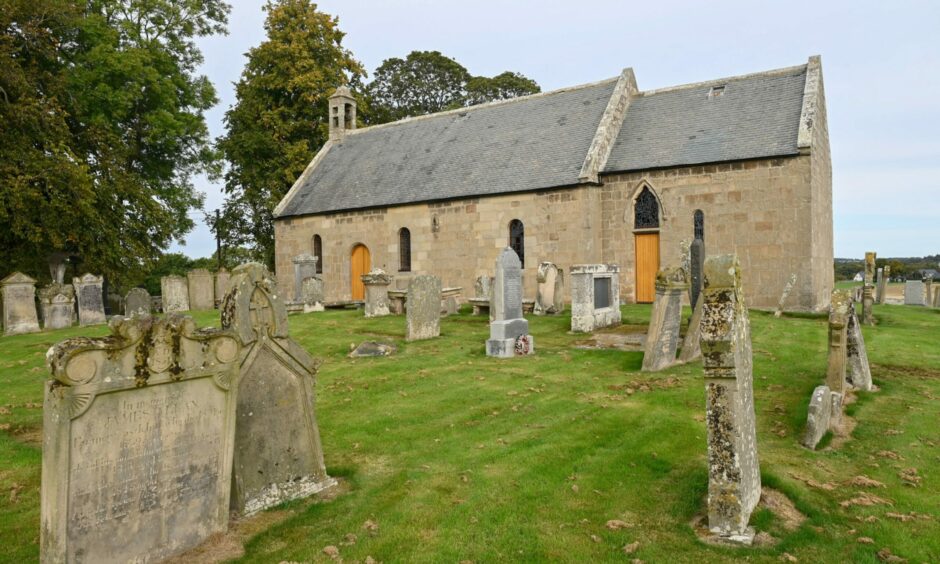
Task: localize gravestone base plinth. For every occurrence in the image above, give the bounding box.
[707,527,756,546]
[486,335,535,358]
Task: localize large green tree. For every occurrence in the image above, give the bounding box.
[218,0,364,268]
[364,50,540,123]
[0,0,228,286]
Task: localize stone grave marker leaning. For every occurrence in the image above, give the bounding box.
[486,248,534,357]
[700,254,760,544]
[862,252,876,325]
[41,314,242,563]
[826,289,852,397]
[846,296,873,391]
[642,266,688,371]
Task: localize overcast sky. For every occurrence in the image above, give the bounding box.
[173,0,940,260]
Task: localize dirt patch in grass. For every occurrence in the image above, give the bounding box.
[10,425,41,446]
[828,414,857,450]
[873,363,940,380]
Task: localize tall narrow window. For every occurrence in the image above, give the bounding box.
[509,219,525,268]
[313,234,323,274]
[634,187,660,229]
[399,228,411,272]
[694,209,704,241]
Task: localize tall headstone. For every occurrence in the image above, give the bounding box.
[826,289,852,396]
[2,272,41,335]
[41,315,242,563]
[862,252,876,325]
[690,238,705,309]
[293,254,318,302]
[846,303,873,391]
[487,248,534,357]
[406,275,441,341]
[215,268,231,307]
[642,266,689,371]
[904,280,926,306]
[875,267,885,305]
[772,273,797,318]
[934,286,940,308]
[72,273,106,327]
[161,275,190,312]
[187,268,215,310]
[124,287,151,316]
[534,262,565,315]
[302,276,325,313]
[570,264,621,333]
[700,254,760,543]
[361,269,392,318]
[678,294,704,363]
[38,284,75,330]
[221,263,336,515]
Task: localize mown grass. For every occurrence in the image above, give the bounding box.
[1,302,939,563]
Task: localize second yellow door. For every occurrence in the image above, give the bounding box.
[634,233,659,303]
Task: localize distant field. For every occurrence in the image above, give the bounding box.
[1,303,938,563]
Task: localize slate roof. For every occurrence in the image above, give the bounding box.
[277,62,810,218]
[277,79,618,217]
[603,66,807,172]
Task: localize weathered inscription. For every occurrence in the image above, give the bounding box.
[504,268,522,317]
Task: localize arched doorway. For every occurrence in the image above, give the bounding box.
[350,244,370,300]
[633,186,661,303]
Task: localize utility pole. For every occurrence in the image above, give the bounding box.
[215,209,223,269]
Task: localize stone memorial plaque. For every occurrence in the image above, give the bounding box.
[73,273,106,326]
[221,263,335,515]
[124,287,151,316]
[41,315,241,563]
[2,272,41,335]
[593,277,611,309]
[187,268,215,310]
[161,275,190,313]
[570,264,621,332]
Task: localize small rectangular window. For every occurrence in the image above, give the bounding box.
[708,85,725,98]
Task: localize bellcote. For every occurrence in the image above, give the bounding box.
[328,86,356,141]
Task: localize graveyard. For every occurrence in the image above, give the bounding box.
[1,295,939,562]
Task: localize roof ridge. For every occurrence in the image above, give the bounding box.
[638,63,808,96]
[347,75,621,135]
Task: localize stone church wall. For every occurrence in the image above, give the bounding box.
[599,154,831,311]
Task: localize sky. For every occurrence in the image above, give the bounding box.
[172,0,940,260]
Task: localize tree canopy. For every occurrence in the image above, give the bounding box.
[217,0,364,268]
[363,50,540,123]
[0,0,228,287]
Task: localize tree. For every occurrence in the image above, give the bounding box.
[218,0,363,268]
[0,0,229,287]
[364,50,540,123]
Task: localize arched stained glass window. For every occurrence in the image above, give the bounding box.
[694,210,704,241]
[634,187,660,229]
[399,228,411,272]
[509,219,525,268]
[313,234,323,274]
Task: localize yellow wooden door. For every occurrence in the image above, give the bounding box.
[350,244,370,300]
[634,233,660,303]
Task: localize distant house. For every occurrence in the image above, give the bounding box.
[852,272,864,282]
[916,269,939,280]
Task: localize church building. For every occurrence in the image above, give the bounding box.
[273,56,832,310]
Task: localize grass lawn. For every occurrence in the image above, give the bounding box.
[1,302,939,563]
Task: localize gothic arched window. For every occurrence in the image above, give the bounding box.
[634,187,660,229]
[509,219,525,268]
[313,234,323,274]
[399,228,411,272]
[694,209,704,241]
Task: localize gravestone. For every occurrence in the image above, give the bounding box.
[642,266,688,371]
[41,315,242,563]
[570,264,621,333]
[361,269,392,318]
[904,280,925,306]
[879,265,891,304]
[875,268,884,304]
[221,263,336,515]
[773,273,797,318]
[48,253,68,285]
[487,248,534,357]
[2,272,41,335]
[292,254,318,302]
[125,287,151,316]
[534,262,565,315]
[826,289,852,396]
[935,286,940,308]
[406,275,441,341]
[474,275,494,299]
[187,268,215,310]
[73,273,106,326]
[925,276,934,308]
[38,284,75,330]
[700,254,760,543]
[862,252,876,324]
[678,294,704,363]
[161,275,190,312]
[690,238,705,309]
[302,276,325,312]
[846,304,873,391]
[215,268,231,307]
[801,385,832,450]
